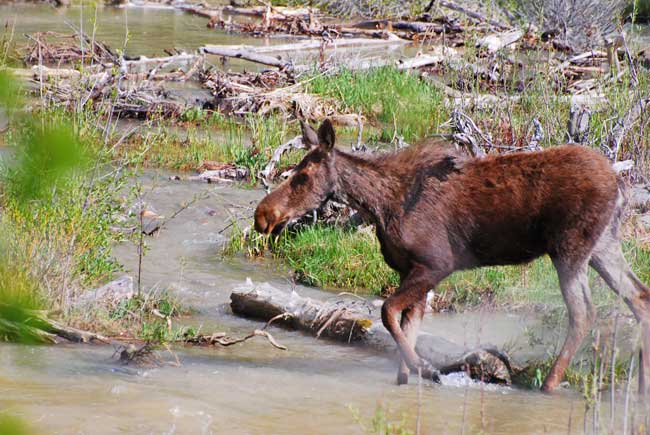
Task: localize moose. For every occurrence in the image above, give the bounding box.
[254,119,650,393]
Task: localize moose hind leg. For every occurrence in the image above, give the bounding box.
[542,258,595,392]
[396,299,426,385]
[590,231,650,395]
[382,267,447,384]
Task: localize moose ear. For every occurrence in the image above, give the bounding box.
[317,119,335,151]
[300,120,319,149]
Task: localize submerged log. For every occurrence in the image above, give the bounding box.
[230,279,521,383]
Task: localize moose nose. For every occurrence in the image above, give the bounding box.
[254,208,271,234]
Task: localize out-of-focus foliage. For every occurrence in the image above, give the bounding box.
[0,71,120,343]
[0,256,54,344]
[0,414,35,435]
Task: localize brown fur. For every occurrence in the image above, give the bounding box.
[254,119,650,393]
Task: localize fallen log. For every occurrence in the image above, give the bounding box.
[199,45,290,69]
[351,19,462,34]
[229,279,521,383]
[201,36,407,59]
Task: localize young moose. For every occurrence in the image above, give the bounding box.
[254,119,650,393]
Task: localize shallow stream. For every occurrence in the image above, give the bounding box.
[0,171,622,434]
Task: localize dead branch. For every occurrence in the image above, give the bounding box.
[182,328,288,351]
[603,97,650,161]
[199,45,291,70]
[449,109,489,157]
[260,135,306,185]
[567,105,591,143]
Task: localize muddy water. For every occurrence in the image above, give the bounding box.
[0,172,623,434]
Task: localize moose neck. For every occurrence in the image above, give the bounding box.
[333,150,401,230]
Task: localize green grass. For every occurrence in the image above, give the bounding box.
[306,67,448,143]
[276,225,400,293]
[120,115,305,183]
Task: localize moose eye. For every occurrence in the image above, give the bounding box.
[290,172,309,188]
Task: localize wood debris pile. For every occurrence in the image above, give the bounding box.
[200,69,342,118]
[23,31,116,65]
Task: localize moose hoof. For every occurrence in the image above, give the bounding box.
[420,365,441,383]
[397,372,409,385]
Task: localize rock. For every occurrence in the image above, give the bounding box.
[74,276,134,309]
[141,210,164,236]
[439,347,521,384]
[630,184,650,211]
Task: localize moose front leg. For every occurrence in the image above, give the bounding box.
[382,266,448,384]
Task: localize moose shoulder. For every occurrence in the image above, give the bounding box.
[254,119,650,394]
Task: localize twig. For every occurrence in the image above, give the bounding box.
[262,312,293,330]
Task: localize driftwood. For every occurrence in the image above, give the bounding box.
[202,36,407,58]
[172,2,316,20]
[259,135,306,185]
[49,320,110,344]
[351,19,462,34]
[567,105,591,143]
[449,109,489,157]
[229,280,521,383]
[200,45,290,69]
[183,329,287,350]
